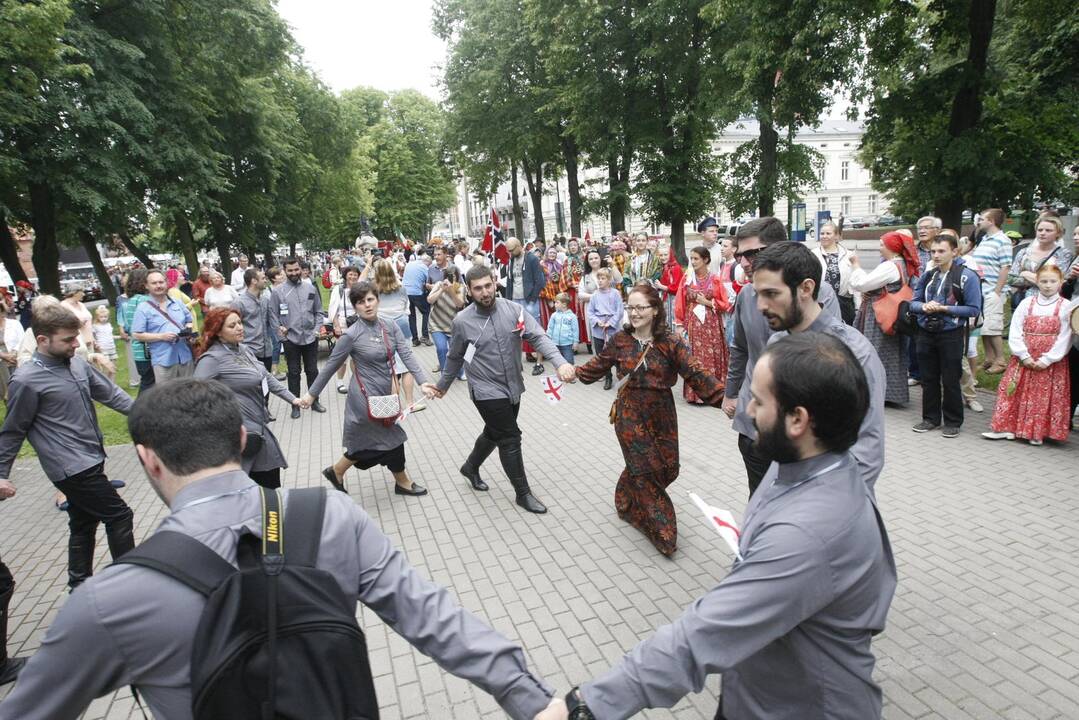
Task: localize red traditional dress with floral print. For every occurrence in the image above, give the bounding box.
[575,332,725,556]
[673,272,730,404]
[990,297,1071,442]
[564,254,588,343]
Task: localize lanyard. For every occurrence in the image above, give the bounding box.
[741,458,846,536]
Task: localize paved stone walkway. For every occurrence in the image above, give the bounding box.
[0,343,1075,719]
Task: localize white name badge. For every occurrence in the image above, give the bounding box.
[463,342,477,364]
[692,304,707,323]
[261,377,269,396]
[279,302,289,316]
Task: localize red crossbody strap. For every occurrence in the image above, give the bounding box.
[352,322,399,399]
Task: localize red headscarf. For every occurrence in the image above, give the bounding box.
[881,231,921,280]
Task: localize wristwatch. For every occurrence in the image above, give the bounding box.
[565,687,595,720]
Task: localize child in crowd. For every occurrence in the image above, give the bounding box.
[546,292,579,365]
[91,306,118,380]
[585,268,624,389]
[983,265,1073,445]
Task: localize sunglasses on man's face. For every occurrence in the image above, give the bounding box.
[734,247,761,260]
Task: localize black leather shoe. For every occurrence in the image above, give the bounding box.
[531,364,545,376]
[395,482,428,496]
[321,466,347,493]
[460,463,489,491]
[291,406,301,419]
[311,401,327,413]
[267,411,276,422]
[603,376,613,390]
[0,657,26,686]
[515,492,548,514]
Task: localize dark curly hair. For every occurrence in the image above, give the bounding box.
[621,281,670,339]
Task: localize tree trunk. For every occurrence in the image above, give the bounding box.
[935,0,997,230]
[521,156,546,245]
[510,160,525,240]
[211,216,233,276]
[0,211,29,284]
[670,217,686,265]
[608,155,627,233]
[175,212,200,277]
[757,101,779,217]
[28,181,61,295]
[78,229,118,305]
[118,231,155,268]
[561,135,583,237]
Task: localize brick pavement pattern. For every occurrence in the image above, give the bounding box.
[0,343,1075,719]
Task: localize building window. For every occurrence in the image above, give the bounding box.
[868,194,878,214]
[817,197,828,212]
[818,165,825,183]
[841,196,851,215]
[840,161,849,181]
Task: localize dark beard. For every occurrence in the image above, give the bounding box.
[753,418,800,464]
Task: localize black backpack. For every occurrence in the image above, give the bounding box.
[117,487,379,720]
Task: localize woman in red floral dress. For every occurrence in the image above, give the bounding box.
[564,238,588,350]
[575,284,725,556]
[983,265,1073,445]
[673,245,731,404]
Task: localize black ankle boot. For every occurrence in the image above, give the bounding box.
[105,512,135,560]
[67,532,96,590]
[497,440,547,514]
[460,436,496,491]
[0,588,26,686]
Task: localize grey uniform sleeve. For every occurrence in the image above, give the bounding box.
[725,292,749,399]
[581,522,833,719]
[270,288,282,328]
[851,345,887,493]
[0,377,38,479]
[350,503,554,719]
[307,330,354,398]
[436,317,469,394]
[521,308,564,364]
[262,363,295,404]
[87,364,134,414]
[0,584,128,720]
[193,352,222,380]
[312,285,325,326]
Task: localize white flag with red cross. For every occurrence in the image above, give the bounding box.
[540,375,565,403]
[689,493,743,561]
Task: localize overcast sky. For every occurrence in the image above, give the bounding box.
[276,0,446,99]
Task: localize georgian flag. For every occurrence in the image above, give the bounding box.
[515,306,525,332]
[689,493,743,560]
[540,376,564,403]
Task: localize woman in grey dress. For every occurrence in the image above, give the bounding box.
[303,281,436,497]
[194,307,303,488]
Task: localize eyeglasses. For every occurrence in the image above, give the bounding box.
[734,248,761,260]
[626,305,653,313]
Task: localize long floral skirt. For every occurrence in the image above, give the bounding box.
[683,308,727,404]
[613,388,681,556]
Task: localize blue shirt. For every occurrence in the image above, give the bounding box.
[546,309,579,347]
[131,297,194,367]
[909,259,983,333]
[402,260,429,296]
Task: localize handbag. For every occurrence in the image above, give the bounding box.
[871,262,913,336]
[242,421,265,459]
[353,323,402,427]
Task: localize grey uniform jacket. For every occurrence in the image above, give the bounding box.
[725,283,839,439]
[193,343,295,473]
[308,318,431,453]
[0,352,133,482]
[231,289,271,358]
[271,279,325,345]
[767,312,887,492]
[582,452,897,720]
[0,471,554,720]
[437,298,563,403]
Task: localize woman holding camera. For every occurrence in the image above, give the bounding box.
[427,265,466,377]
[328,265,362,393]
[194,307,302,489]
[304,281,435,497]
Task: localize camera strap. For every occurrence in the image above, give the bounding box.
[148,299,187,331]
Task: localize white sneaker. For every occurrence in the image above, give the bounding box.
[1029,439,1043,446]
[907,378,920,387]
[965,399,984,413]
[981,431,1014,440]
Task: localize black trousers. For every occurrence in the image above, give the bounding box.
[54,462,135,587]
[1069,345,1079,417]
[473,397,522,443]
[408,294,430,341]
[739,433,771,497]
[592,338,612,381]
[916,328,965,427]
[259,356,273,373]
[0,561,11,599]
[134,359,156,394]
[283,340,318,397]
[838,295,856,326]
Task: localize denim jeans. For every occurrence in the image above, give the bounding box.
[557,345,574,364]
[432,330,465,379]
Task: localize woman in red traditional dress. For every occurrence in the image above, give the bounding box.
[673,245,731,405]
[574,284,725,556]
[983,265,1073,445]
[564,237,588,351]
[655,244,684,333]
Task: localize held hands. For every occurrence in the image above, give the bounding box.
[0,479,16,501]
[420,382,443,399]
[534,697,568,720]
[557,363,577,383]
[298,393,316,409]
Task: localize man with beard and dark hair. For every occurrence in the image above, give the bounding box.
[555,332,896,720]
[752,241,887,493]
[722,219,841,496]
[429,265,576,514]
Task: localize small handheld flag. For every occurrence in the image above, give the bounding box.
[540,376,564,403]
[689,492,743,561]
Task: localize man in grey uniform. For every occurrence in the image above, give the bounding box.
[0,378,563,720]
[271,256,326,418]
[753,241,887,493]
[722,217,841,496]
[0,304,135,590]
[554,333,896,720]
[432,265,576,514]
[232,267,272,371]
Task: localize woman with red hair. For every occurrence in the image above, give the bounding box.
[194,307,303,488]
[849,230,921,406]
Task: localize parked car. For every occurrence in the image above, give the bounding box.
[59,263,104,301]
[845,216,874,229]
[875,214,907,226]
